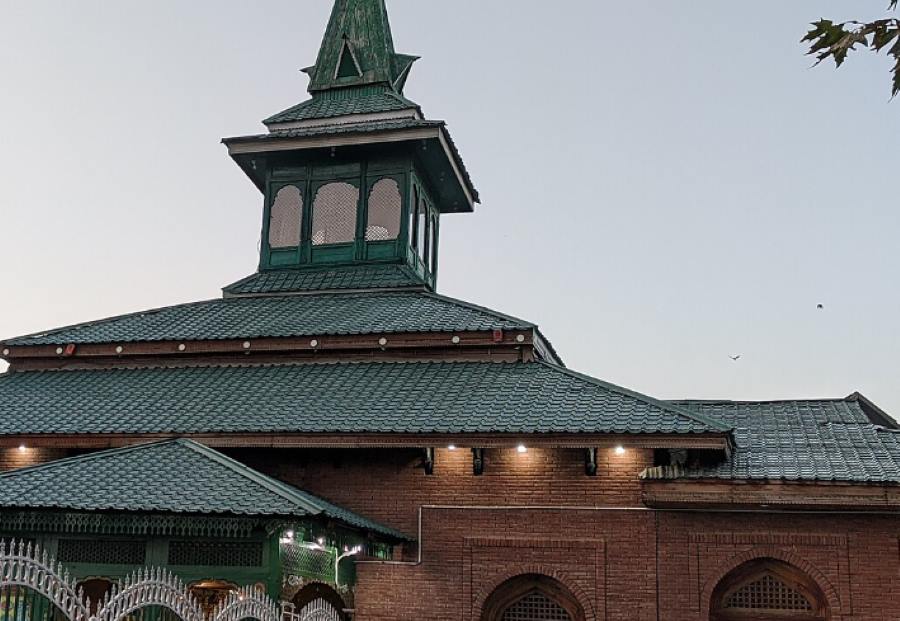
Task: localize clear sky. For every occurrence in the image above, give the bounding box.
[1,1,898,417]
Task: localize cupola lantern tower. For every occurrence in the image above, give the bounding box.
[224,0,478,294]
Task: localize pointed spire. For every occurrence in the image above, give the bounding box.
[305,0,418,93]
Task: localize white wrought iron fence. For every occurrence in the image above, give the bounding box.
[0,540,291,621]
[281,600,342,621]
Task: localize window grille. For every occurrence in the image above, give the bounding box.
[410,187,420,252]
[312,182,359,246]
[365,178,402,241]
[57,539,146,565]
[281,543,335,581]
[269,185,303,249]
[502,592,572,621]
[724,574,813,611]
[167,540,263,567]
[417,201,427,262]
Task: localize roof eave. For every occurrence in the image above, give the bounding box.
[0,432,735,452]
[223,125,477,213]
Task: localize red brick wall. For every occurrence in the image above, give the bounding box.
[224,446,652,536]
[10,445,900,619]
[0,447,67,472]
[656,512,900,621]
[226,447,900,621]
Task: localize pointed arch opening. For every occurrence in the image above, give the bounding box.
[482,574,585,621]
[711,558,828,621]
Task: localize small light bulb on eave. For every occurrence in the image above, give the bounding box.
[447,444,456,451]
[18,445,27,453]
[615,445,626,456]
[517,444,528,454]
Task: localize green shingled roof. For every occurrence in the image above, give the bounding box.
[223,265,426,295]
[238,118,440,141]
[643,397,900,483]
[1,291,533,347]
[0,361,727,436]
[0,439,405,538]
[264,89,419,125]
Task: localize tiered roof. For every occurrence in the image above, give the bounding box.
[646,395,900,483]
[0,439,405,538]
[2,291,536,346]
[0,361,726,437]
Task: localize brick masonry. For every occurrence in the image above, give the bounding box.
[220,446,900,620]
[0,447,67,472]
[4,445,898,619]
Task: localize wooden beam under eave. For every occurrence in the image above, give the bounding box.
[1,329,535,366]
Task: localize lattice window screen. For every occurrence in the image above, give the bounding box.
[269,185,303,248]
[724,574,813,611]
[417,202,427,263]
[57,539,146,565]
[365,178,402,241]
[410,187,420,252]
[312,182,359,246]
[167,541,263,567]
[501,592,572,621]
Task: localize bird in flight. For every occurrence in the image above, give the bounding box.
[730,355,742,362]
[817,304,824,310]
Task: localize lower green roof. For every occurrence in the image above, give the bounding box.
[0,439,406,539]
[643,396,900,483]
[2,291,533,347]
[223,265,427,296]
[263,88,419,125]
[0,361,726,436]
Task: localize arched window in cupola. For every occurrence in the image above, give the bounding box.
[268,185,303,249]
[365,178,402,241]
[418,196,427,263]
[410,186,420,253]
[312,182,359,246]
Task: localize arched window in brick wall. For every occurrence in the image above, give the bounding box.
[482,574,584,621]
[711,558,828,621]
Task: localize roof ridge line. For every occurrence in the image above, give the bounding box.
[540,362,732,433]
[669,397,854,405]
[422,292,535,328]
[1,297,222,346]
[0,439,175,480]
[175,440,326,516]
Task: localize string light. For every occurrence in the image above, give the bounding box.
[517,444,528,454]
[615,446,626,455]
[447,445,456,451]
[17,445,27,453]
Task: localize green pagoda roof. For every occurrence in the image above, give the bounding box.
[0,439,406,538]
[262,0,421,126]
[264,88,419,125]
[1,291,534,347]
[305,0,415,94]
[223,265,425,296]
[643,395,900,483]
[0,361,728,436]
